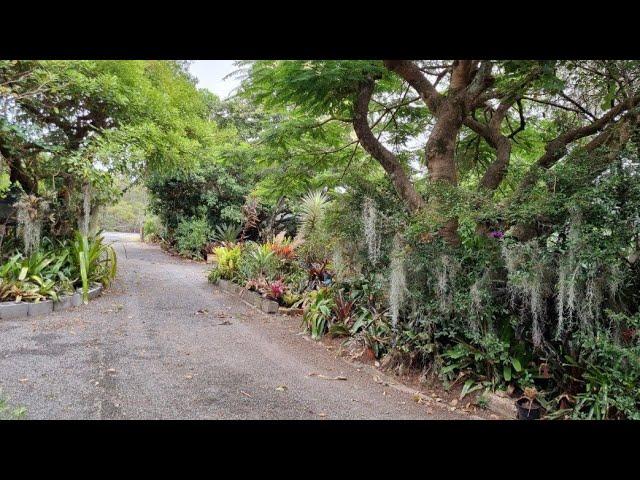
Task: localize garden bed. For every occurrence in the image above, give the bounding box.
[0,284,103,321]
[213,279,279,314]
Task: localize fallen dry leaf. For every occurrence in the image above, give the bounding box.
[184,374,193,380]
[240,390,253,398]
[275,385,288,392]
[308,373,347,381]
[19,378,28,383]
[106,368,116,374]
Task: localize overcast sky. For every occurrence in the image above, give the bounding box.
[188,60,241,99]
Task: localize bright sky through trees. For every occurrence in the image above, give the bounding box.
[189,60,240,99]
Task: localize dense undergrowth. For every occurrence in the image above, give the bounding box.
[198,148,640,419]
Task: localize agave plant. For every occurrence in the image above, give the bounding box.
[213,223,242,246]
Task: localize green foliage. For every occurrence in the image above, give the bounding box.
[0,172,9,196]
[245,60,385,117]
[0,231,116,303]
[440,333,533,392]
[97,180,148,233]
[296,189,332,263]
[570,312,640,419]
[212,245,242,279]
[207,268,222,284]
[213,223,242,245]
[146,162,248,241]
[142,215,164,243]
[297,189,330,237]
[233,242,280,283]
[70,232,117,303]
[302,287,336,340]
[0,250,67,302]
[175,217,211,259]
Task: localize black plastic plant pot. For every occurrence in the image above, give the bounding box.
[516,398,542,420]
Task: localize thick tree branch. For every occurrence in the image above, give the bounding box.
[517,94,640,193]
[465,61,494,105]
[450,60,475,92]
[352,78,424,213]
[510,111,639,242]
[383,60,443,112]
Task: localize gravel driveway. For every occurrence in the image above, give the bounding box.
[0,234,472,419]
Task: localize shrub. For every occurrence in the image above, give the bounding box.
[143,216,164,243]
[213,245,242,279]
[235,242,280,284]
[571,312,640,419]
[175,217,212,259]
[146,163,247,241]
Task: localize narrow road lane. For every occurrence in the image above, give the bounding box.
[0,234,471,419]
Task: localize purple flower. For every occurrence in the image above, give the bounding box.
[490,230,505,239]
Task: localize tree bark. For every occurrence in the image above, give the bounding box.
[424,99,465,245]
[353,78,425,214]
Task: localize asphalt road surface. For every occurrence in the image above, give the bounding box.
[0,233,471,419]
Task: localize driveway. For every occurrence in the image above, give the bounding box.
[0,234,472,419]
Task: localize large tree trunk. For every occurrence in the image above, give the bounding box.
[424,100,465,246]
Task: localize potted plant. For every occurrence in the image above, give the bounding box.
[515,387,543,420]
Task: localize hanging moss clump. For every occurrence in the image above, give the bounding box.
[14,194,49,255]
